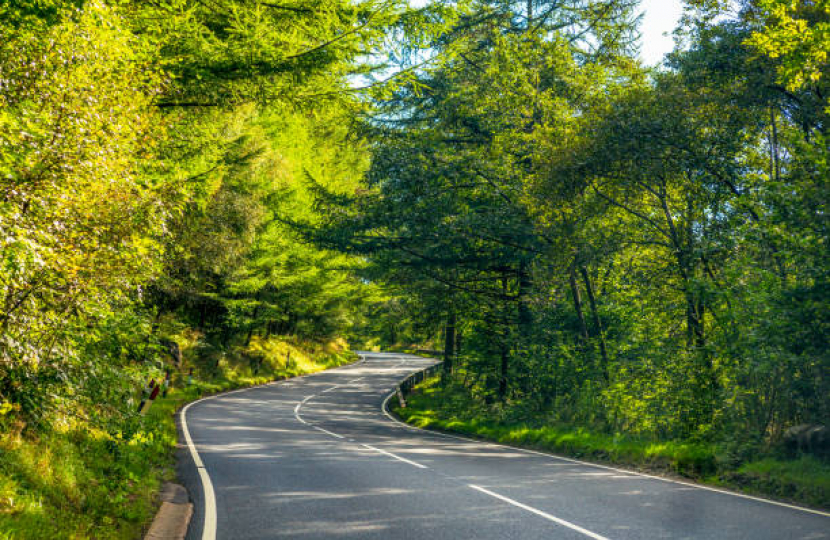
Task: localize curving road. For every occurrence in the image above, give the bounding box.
[178,352,829,540]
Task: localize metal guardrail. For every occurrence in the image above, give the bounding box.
[398,361,444,398]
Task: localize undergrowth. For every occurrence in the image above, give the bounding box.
[392,376,830,510]
[0,336,356,539]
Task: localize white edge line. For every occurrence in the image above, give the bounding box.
[181,399,217,540]
[361,443,428,469]
[181,353,368,540]
[469,484,610,540]
[379,371,830,519]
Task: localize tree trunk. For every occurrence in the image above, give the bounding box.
[498,273,510,401]
[198,300,207,329]
[245,305,261,347]
[569,265,589,342]
[389,323,397,347]
[770,106,780,183]
[443,310,456,376]
[579,266,609,383]
[518,260,532,341]
[499,343,509,401]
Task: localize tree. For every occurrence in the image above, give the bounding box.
[746,0,830,93]
[0,2,166,422]
[308,0,640,401]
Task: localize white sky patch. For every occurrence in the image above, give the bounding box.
[406,1,686,65]
[637,0,685,65]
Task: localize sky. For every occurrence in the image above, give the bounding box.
[407,0,688,66]
[638,0,685,65]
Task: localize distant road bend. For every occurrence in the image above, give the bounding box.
[179,352,829,540]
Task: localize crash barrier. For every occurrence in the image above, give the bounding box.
[396,361,444,407]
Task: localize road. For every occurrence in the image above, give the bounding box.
[178,352,829,540]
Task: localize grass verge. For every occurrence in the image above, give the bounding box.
[391,376,830,510]
[0,337,357,540]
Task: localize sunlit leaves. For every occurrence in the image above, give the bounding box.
[0,2,165,367]
[125,0,410,107]
[746,0,830,92]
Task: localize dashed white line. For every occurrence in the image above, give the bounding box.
[361,444,428,469]
[181,354,368,540]
[321,377,365,393]
[291,364,429,469]
[469,484,611,540]
[182,354,426,540]
[314,426,345,439]
[293,403,308,425]
[380,385,830,519]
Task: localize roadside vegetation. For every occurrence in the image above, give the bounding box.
[0,336,354,539]
[393,376,830,509]
[311,0,830,515]
[1,1,398,537]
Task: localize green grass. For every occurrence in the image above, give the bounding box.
[392,376,830,510]
[0,337,357,540]
[714,457,830,508]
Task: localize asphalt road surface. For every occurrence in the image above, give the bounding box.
[178,352,829,540]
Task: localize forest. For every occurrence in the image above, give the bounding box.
[1,0,828,536]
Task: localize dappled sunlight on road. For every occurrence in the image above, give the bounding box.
[180,352,830,540]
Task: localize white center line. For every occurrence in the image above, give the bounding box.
[469,485,611,540]
[321,377,364,393]
[314,426,345,439]
[180,354,369,540]
[361,444,428,469]
[293,402,308,425]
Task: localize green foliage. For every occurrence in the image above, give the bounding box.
[395,376,718,477]
[0,0,395,429]
[729,457,830,508]
[1,0,828,531]
[746,0,830,93]
[151,104,378,347]
[0,0,401,535]
[0,337,355,539]
[395,376,830,508]
[125,0,409,107]
[313,0,829,467]
[0,0,166,430]
[0,426,161,539]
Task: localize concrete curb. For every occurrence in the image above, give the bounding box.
[144,483,192,540]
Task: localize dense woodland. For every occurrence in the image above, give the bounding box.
[1,0,405,432]
[311,0,829,453]
[0,0,828,527]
